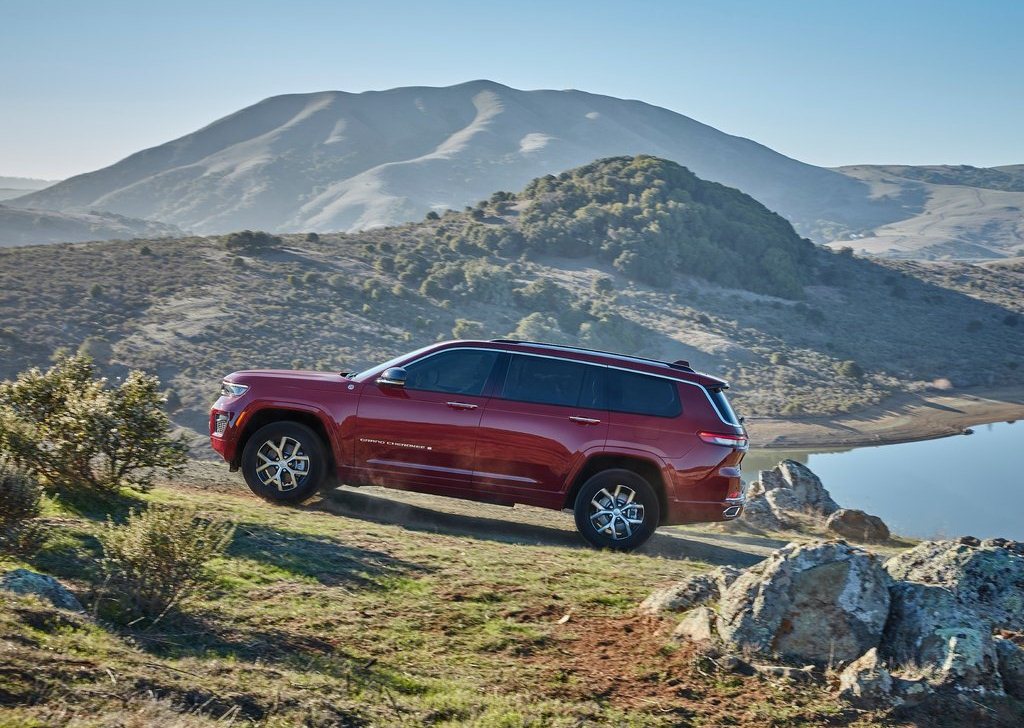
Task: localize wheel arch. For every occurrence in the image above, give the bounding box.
[564,453,669,523]
[234,406,336,472]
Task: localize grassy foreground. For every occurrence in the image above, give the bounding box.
[0,475,927,726]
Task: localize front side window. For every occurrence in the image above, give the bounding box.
[500,355,606,409]
[607,369,681,418]
[404,349,499,396]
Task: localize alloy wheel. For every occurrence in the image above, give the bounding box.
[589,484,645,541]
[255,436,309,492]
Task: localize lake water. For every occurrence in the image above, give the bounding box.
[743,420,1021,541]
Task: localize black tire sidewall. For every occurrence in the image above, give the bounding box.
[241,421,327,504]
[574,469,660,551]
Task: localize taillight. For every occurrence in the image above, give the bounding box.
[698,431,748,449]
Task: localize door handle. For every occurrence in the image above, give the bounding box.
[569,416,601,425]
[446,401,478,410]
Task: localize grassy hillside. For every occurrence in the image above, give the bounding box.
[0,156,1021,447]
[0,473,919,727]
[0,204,183,247]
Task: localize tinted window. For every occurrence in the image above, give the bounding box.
[500,355,606,409]
[404,349,498,396]
[709,388,740,425]
[607,369,681,418]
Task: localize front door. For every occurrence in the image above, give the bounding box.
[352,348,499,491]
[474,354,609,506]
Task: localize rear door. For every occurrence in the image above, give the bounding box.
[474,354,608,504]
[605,368,691,460]
[353,348,499,491]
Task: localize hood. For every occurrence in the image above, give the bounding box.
[226,369,347,392]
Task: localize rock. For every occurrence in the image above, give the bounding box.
[0,569,84,612]
[751,663,816,681]
[884,539,1024,632]
[767,460,840,516]
[739,459,844,530]
[882,581,1003,693]
[639,566,740,615]
[673,606,717,644]
[716,541,890,662]
[838,648,898,708]
[995,637,1024,699]
[826,509,890,543]
[892,676,932,706]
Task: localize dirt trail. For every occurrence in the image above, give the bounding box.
[747,384,1024,449]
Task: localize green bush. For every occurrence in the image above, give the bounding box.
[452,319,485,339]
[0,355,188,492]
[0,461,45,556]
[223,230,281,254]
[834,360,864,379]
[99,505,235,621]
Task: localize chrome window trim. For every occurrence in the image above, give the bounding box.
[362,345,735,426]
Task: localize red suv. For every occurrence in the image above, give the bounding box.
[210,339,747,550]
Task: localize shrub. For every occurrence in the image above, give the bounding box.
[223,230,281,254]
[304,232,320,243]
[425,210,440,221]
[0,355,188,492]
[0,461,45,555]
[769,352,787,365]
[834,360,864,379]
[99,505,235,620]
[452,319,485,339]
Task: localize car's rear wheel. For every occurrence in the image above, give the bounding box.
[573,469,660,551]
[241,421,327,504]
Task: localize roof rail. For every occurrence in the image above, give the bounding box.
[489,339,695,373]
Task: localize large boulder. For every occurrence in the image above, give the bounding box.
[882,582,1008,693]
[0,569,84,612]
[758,460,840,516]
[716,541,890,662]
[638,566,740,616]
[994,637,1024,699]
[673,606,717,644]
[884,539,1024,632]
[826,509,890,543]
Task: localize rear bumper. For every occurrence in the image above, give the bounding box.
[664,498,744,525]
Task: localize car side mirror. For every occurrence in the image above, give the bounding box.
[377,367,408,387]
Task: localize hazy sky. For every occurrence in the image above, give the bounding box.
[2,0,1022,180]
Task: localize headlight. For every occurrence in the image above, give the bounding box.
[220,381,249,398]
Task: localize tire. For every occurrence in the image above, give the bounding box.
[240,421,328,504]
[573,469,660,551]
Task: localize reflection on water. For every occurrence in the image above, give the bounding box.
[744,421,1020,540]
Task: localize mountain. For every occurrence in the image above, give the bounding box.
[0,205,184,248]
[1,156,1021,442]
[830,165,1024,259]
[9,81,906,241]
[0,175,58,202]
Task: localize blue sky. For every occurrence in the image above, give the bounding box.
[2,0,1022,179]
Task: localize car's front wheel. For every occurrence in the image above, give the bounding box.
[573,469,660,551]
[240,421,327,504]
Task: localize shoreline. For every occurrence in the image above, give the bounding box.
[745,384,1024,450]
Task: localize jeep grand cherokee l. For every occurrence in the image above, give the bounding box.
[210,339,747,550]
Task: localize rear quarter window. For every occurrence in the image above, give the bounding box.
[708,388,740,425]
[607,369,681,418]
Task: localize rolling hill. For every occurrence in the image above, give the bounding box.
[8,80,907,242]
[0,175,58,202]
[1,156,1021,445]
[830,165,1024,259]
[0,204,184,248]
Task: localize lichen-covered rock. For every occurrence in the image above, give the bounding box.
[739,459,849,530]
[673,606,717,644]
[716,541,890,662]
[838,648,898,708]
[826,509,890,543]
[882,581,1003,693]
[884,539,1024,632]
[994,637,1024,699]
[0,569,84,612]
[638,566,740,615]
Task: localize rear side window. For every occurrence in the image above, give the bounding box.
[607,369,681,418]
[500,355,606,409]
[708,388,740,425]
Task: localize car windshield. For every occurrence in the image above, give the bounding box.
[350,343,438,381]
